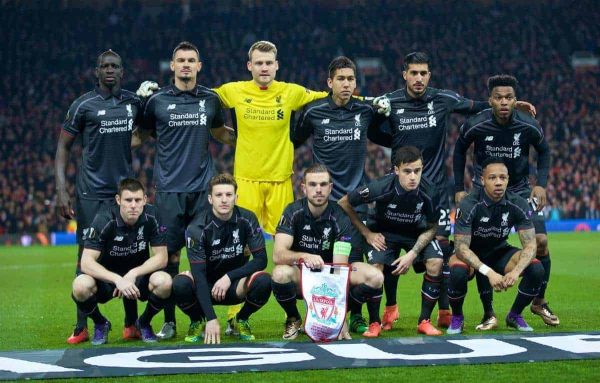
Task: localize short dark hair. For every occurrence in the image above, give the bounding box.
[403,51,430,71]
[118,178,145,195]
[487,74,518,94]
[303,164,330,182]
[172,41,200,60]
[97,49,122,67]
[209,173,237,193]
[393,146,422,167]
[328,56,356,79]
[481,156,508,171]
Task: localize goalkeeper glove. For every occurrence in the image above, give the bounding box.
[372,95,391,117]
[136,81,159,97]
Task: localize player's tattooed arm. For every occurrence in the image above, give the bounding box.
[411,222,437,255]
[515,228,537,274]
[454,234,484,270]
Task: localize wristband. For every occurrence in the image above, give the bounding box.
[478,264,491,276]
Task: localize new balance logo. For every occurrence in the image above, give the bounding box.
[113,235,124,241]
[321,118,330,125]
[212,239,221,246]
[485,136,494,141]
[97,110,106,116]
[303,225,311,230]
[244,98,252,104]
[388,204,397,209]
[167,104,176,110]
[396,109,404,114]
[480,217,490,222]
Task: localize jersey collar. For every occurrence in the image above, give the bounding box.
[171,83,201,96]
[95,85,123,100]
[208,206,240,227]
[393,176,419,197]
[327,93,356,110]
[113,204,148,228]
[302,198,333,221]
[480,188,508,206]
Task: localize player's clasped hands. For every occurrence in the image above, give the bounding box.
[502,270,520,289]
[366,231,387,251]
[114,274,140,299]
[211,274,232,302]
[204,319,221,345]
[488,270,508,292]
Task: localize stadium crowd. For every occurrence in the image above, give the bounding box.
[0,0,598,236]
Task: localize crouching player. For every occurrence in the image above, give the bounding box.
[271,164,384,340]
[339,146,444,336]
[71,178,171,345]
[447,157,544,333]
[172,174,270,344]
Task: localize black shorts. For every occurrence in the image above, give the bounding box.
[94,274,151,304]
[348,206,368,263]
[478,243,521,274]
[75,197,116,246]
[430,182,451,238]
[155,191,209,254]
[365,234,443,273]
[208,278,245,306]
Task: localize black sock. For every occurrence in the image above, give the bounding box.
[238,273,271,321]
[437,239,453,310]
[511,261,544,314]
[448,264,469,316]
[73,294,107,325]
[350,283,383,323]
[139,292,165,326]
[272,281,301,320]
[419,273,442,323]
[475,272,495,318]
[172,274,204,322]
[163,261,179,323]
[383,265,399,306]
[123,298,138,327]
[537,255,551,300]
[75,307,88,331]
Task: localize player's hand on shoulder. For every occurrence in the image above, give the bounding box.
[455,191,468,205]
[136,81,159,97]
[372,95,391,117]
[303,254,325,270]
[530,186,547,210]
[204,319,221,345]
[515,101,536,117]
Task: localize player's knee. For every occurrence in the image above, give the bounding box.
[448,263,469,299]
[425,258,443,276]
[150,271,172,299]
[171,274,194,304]
[72,274,96,301]
[246,272,272,306]
[523,259,544,286]
[364,265,384,289]
[535,234,548,257]
[271,265,294,284]
[168,251,181,264]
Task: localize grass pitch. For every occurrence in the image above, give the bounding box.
[1,232,599,382]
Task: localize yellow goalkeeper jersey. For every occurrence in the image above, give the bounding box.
[214,80,327,181]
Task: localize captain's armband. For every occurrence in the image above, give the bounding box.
[333,241,352,257]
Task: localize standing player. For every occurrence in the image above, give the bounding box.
[371,52,535,329]
[171,174,271,344]
[139,41,233,340]
[291,56,387,333]
[271,164,384,340]
[55,50,143,344]
[339,146,444,336]
[453,74,557,326]
[71,178,171,345]
[447,157,544,333]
